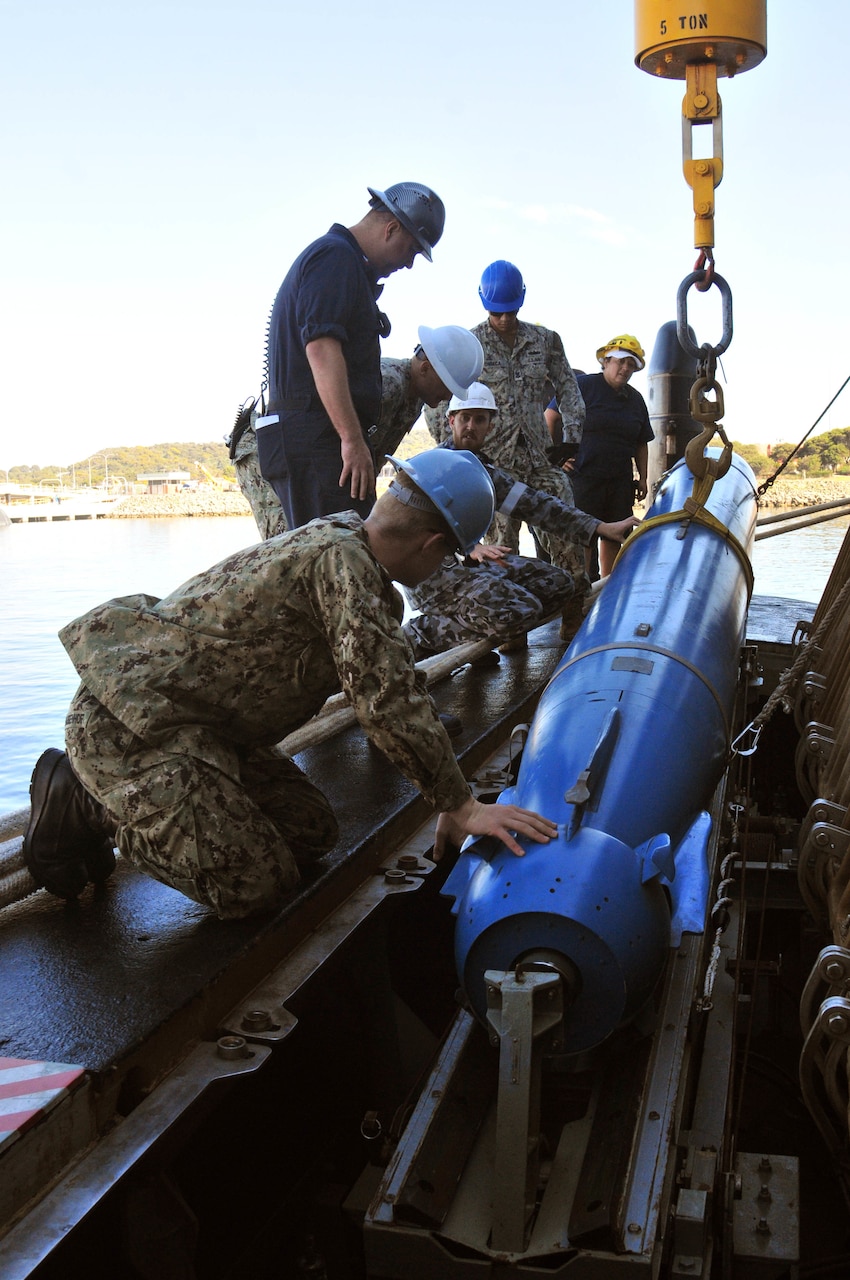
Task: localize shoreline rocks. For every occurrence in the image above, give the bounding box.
[102,476,850,519]
[105,492,252,518]
[753,476,850,508]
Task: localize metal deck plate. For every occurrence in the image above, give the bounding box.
[0,624,565,1078]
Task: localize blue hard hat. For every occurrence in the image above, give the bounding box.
[387,449,495,554]
[479,260,526,313]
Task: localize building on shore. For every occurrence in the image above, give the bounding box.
[136,471,192,495]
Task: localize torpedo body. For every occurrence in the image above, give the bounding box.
[444,451,759,1053]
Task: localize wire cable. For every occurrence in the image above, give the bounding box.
[758,373,850,497]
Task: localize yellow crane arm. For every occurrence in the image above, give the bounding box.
[198,464,226,490]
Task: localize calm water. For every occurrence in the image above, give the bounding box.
[1,516,261,813]
[1,513,847,813]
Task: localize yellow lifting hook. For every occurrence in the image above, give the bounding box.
[634,1,767,254]
[634,1,767,454]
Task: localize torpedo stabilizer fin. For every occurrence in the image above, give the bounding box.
[662,810,713,945]
[564,707,620,836]
[636,832,675,883]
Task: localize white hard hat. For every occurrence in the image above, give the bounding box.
[417,325,484,400]
[447,381,497,416]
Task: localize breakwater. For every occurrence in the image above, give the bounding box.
[3,492,253,523]
[104,492,252,518]
[9,476,846,523]
[101,477,850,518]
[755,476,850,508]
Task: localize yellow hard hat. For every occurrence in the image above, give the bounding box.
[596,334,645,370]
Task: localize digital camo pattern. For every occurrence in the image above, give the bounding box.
[66,685,335,918]
[403,553,574,658]
[424,320,586,572]
[233,420,289,540]
[424,320,585,466]
[368,358,421,465]
[483,450,596,542]
[59,514,471,916]
[483,448,591,578]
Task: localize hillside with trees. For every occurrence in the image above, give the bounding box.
[763,426,850,476]
[6,441,240,489]
[7,423,847,492]
[5,425,436,490]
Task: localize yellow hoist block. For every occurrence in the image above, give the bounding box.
[634,1,766,80]
[634,1,766,250]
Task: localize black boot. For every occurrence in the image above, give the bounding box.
[438,712,463,739]
[559,593,588,644]
[23,749,117,899]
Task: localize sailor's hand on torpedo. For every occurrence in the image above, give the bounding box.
[469,543,510,564]
[339,435,376,502]
[434,797,558,861]
[597,515,640,544]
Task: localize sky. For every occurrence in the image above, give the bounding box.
[2,1,848,472]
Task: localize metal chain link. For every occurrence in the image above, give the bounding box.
[676,262,734,460]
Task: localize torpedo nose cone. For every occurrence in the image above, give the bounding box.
[450,829,671,1054]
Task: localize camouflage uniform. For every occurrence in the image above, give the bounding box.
[403,553,574,657]
[60,514,472,919]
[233,360,422,539]
[403,447,598,658]
[424,320,585,573]
[232,419,289,540]
[369,358,420,466]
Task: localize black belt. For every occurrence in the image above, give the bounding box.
[266,395,313,414]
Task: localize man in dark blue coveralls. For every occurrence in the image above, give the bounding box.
[256,182,446,528]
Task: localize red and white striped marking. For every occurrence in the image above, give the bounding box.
[0,1056,85,1154]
